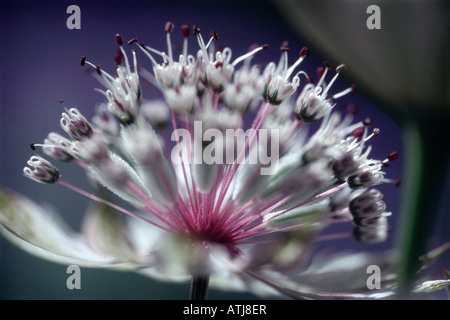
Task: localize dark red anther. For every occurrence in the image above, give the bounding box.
[215,61,223,69]
[300,46,309,57]
[165,22,174,34]
[323,61,332,70]
[316,67,325,79]
[352,127,364,138]
[115,34,123,46]
[181,25,190,38]
[96,65,102,75]
[261,44,269,50]
[363,117,372,126]
[350,84,356,93]
[80,56,86,66]
[127,37,138,45]
[211,30,219,41]
[59,99,64,105]
[114,50,122,66]
[395,178,402,188]
[193,25,201,36]
[388,151,399,162]
[30,142,36,151]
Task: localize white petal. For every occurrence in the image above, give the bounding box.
[82,199,154,266]
[245,250,398,299]
[0,187,137,269]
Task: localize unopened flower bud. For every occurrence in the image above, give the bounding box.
[264,75,299,105]
[23,156,60,184]
[294,84,333,122]
[141,100,170,129]
[60,108,93,140]
[349,189,386,219]
[164,85,196,115]
[353,216,388,244]
[333,151,361,180]
[92,104,120,136]
[42,132,74,162]
[73,135,109,164]
[154,62,183,88]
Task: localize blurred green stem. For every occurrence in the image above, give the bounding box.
[396,115,449,297]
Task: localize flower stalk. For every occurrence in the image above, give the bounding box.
[190,274,210,300]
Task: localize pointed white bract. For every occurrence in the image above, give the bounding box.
[23,156,60,184]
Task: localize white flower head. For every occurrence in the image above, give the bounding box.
[6,22,445,301]
[23,155,60,184]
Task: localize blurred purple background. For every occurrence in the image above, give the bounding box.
[0,0,427,299]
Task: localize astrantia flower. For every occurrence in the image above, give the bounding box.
[1,23,448,299]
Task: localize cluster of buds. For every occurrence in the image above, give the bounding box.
[350,189,391,243]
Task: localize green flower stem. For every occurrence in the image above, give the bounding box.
[396,116,450,298]
[190,274,210,300]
